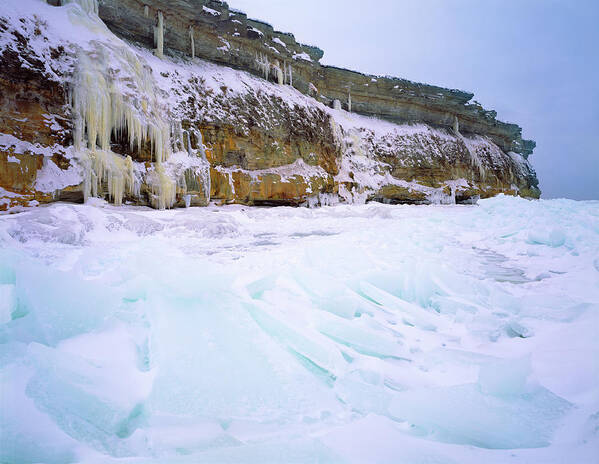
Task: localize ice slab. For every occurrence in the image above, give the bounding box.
[0,196,597,463]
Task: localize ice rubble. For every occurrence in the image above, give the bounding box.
[0,196,598,463]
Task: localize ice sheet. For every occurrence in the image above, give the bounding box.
[0,196,598,463]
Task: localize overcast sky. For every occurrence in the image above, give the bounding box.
[227,0,599,200]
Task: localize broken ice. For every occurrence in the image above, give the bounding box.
[0,195,598,463]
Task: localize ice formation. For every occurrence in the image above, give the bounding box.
[453,115,460,134]
[70,38,173,207]
[333,99,342,111]
[253,54,292,85]
[189,25,195,59]
[255,52,270,80]
[285,62,293,86]
[0,196,597,463]
[55,1,212,209]
[305,192,340,208]
[273,60,284,85]
[154,10,164,59]
[62,0,98,16]
[147,165,176,209]
[84,150,138,206]
[195,128,207,161]
[348,90,352,113]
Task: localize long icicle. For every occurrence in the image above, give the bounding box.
[189,25,195,59]
[154,11,164,59]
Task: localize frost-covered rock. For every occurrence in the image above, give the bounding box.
[0,0,539,212]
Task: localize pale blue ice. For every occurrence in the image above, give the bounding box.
[0,196,598,463]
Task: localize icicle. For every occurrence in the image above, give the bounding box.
[154,11,164,59]
[348,90,352,113]
[91,150,138,206]
[65,3,213,210]
[189,25,195,59]
[456,132,486,179]
[333,99,342,111]
[274,60,283,85]
[196,129,207,161]
[453,115,460,135]
[196,129,210,201]
[203,165,211,204]
[255,52,270,80]
[144,5,149,18]
[282,61,292,86]
[183,128,211,204]
[263,54,270,80]
[71,39,172,207]
[185,131,193,157]
[150,164,176,210]
[172,120,185,152]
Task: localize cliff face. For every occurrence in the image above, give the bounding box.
[0,0,540,212]
[96,0,536,158]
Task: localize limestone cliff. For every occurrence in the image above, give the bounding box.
[0,0,540,212]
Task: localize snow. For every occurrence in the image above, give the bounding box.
[215,158,328,184]
[272,37,287,49]
[0,133,63,157]
[34,154,83,193]
[0,187,21,199]
[293,51,313,62]
[217,37,231,53]
[202,6,221,17]
[248,27,264,37]
[0,196,598,463]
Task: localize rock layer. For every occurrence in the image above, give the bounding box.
[98,0,536,157]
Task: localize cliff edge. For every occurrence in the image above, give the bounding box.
[0,0,540,212]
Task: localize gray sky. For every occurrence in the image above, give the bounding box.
[227,0,599,200]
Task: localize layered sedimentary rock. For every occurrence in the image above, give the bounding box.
[96,0,536,157]
[0,0,540,212]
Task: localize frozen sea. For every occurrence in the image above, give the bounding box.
[0,196,598,463]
